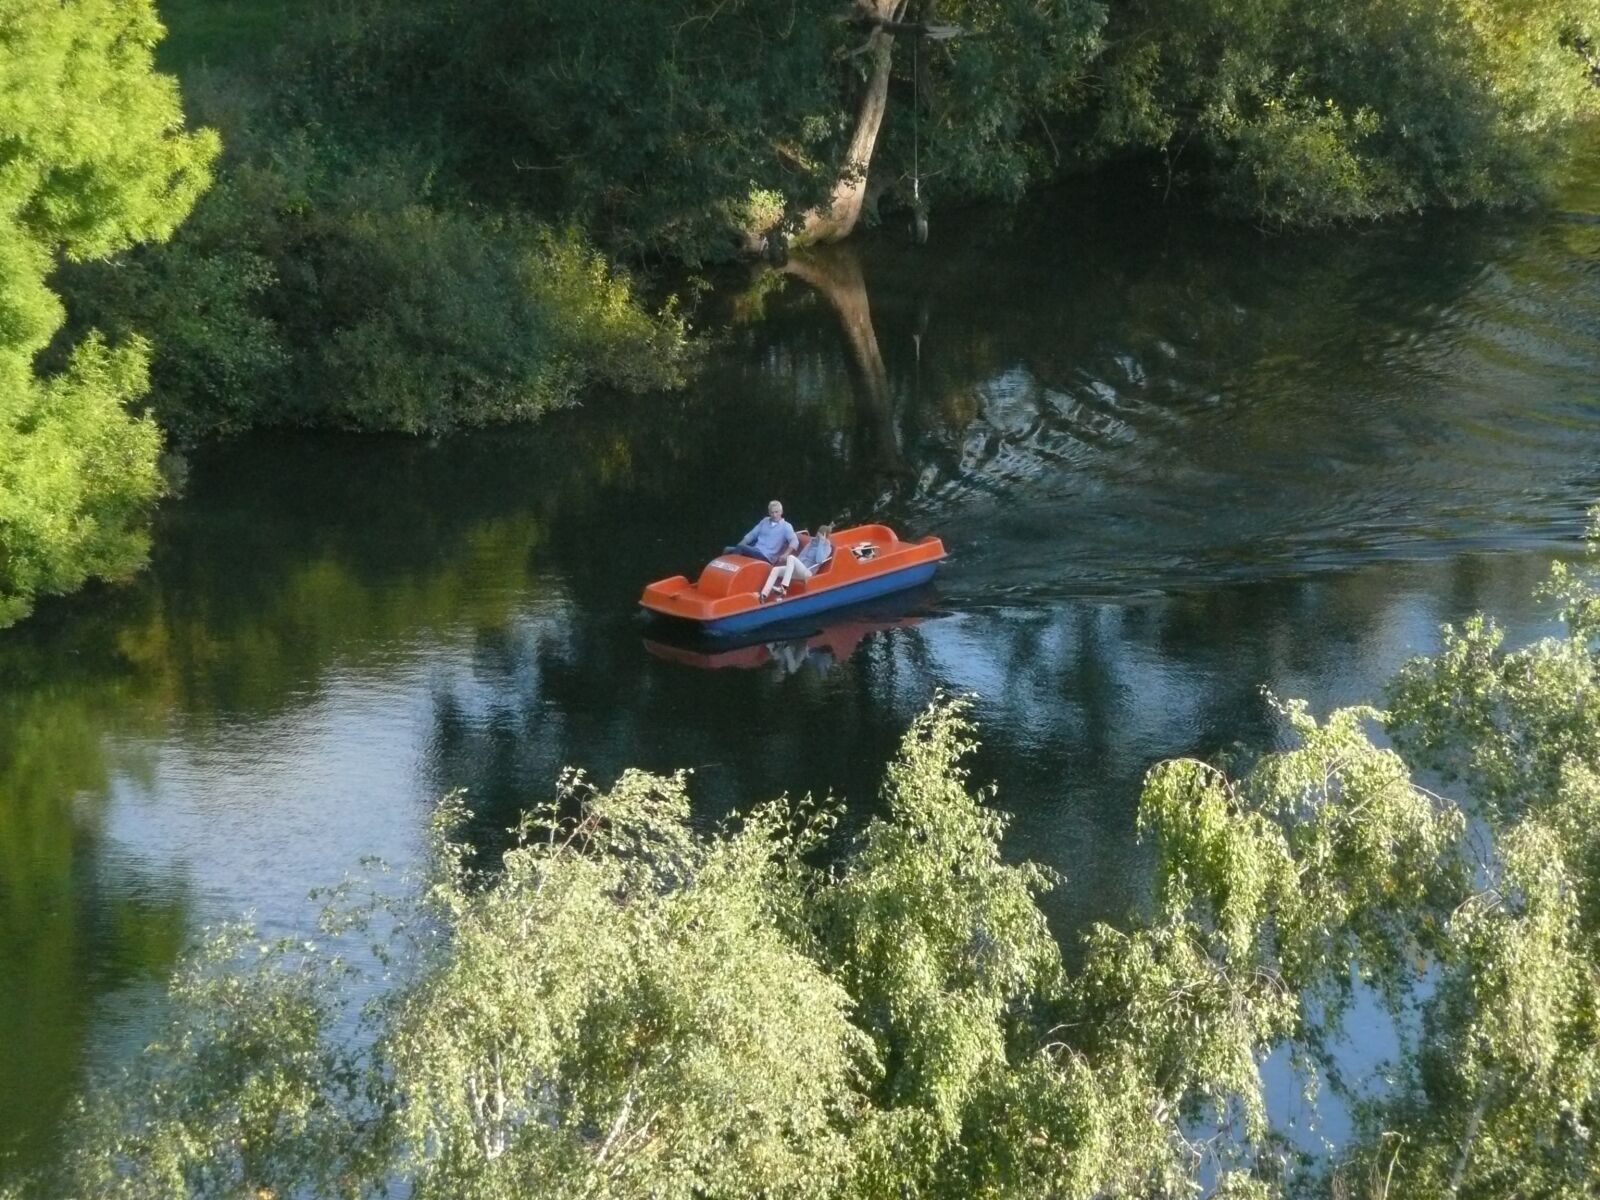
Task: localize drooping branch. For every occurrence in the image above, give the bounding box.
[1446,1093,1489,1197]
[843,11,961,39]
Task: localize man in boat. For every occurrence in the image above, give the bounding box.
[760,523,834,602]
[726,500,798,564]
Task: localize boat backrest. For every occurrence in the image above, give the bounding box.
[796,531,837,573]
[695,556,768,596]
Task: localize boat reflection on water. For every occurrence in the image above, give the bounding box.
[642,587,937,674]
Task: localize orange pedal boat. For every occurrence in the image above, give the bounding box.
[639,523,946,637]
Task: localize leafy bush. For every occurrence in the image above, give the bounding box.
[66,138,691,438]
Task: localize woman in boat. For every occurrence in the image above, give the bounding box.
[759,523,833,602]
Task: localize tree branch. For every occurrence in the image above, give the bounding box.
[844,12,962,39]
[1447,1093,1488,1196]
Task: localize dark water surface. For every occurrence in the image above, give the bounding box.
[5,164,1600,1173]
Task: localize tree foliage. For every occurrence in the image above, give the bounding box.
[60,112,693,439]
[1088,0,1600,223]
[1363,523,1600,1198]
[0,0,217,625]
[423,0,848,261]
[262,0,1106,260]
[881,0,1104,212]
[276,0,1598,240]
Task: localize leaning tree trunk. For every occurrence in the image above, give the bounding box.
[798,0,908,245]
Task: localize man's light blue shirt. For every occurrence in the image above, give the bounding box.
[742,517,797,560]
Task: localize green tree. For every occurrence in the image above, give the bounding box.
[42,705,1075,1198]
[306,0,1594,242]
[0,0,218,626]
[61,127,693,438]
[1088,0,1600,223]
[1356,529,1600,1198]
[300,0,1103,260]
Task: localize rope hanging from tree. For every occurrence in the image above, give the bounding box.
[911,16,929,244]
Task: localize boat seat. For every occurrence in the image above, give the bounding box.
[793,531,837,578]
[772,538,834,597]
[638,522,946,633]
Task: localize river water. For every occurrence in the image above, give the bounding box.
[3,163,1600,1174]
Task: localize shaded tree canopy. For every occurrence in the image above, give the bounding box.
[285,0,1106,261]
[1088,0,1600,223]
[299,0,1599,252]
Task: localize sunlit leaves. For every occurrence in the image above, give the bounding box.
[1062,702,1462,1193]
[1358,512,1600,1197]
[820,700,1065,1192]
[51,926,383,1200]
[0,0,219,262]
[0,0,217,625]
[386,769,869,1200]
[0,333,164,627]
[1090,0,1600,223]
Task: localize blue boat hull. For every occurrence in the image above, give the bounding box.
[670,562,940,637]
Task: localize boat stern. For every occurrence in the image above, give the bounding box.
[639,574,696,619]
[639,556,770,622]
